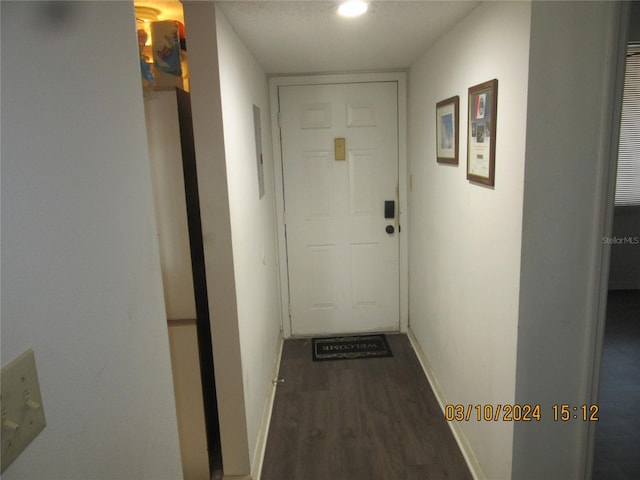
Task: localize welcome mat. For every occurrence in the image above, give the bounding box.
[312,334,393,361]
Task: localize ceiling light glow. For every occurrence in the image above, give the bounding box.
[338,1,368,18]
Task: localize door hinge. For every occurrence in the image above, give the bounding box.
[288,303,292,316]
[277,112,282,127]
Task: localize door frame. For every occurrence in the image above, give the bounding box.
[269,72,408,338]
[585,3,631,477]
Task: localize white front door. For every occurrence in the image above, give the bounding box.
[279,82,400,336]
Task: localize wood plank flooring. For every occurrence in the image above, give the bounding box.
[260,334,472,480]
[593,290,640,480]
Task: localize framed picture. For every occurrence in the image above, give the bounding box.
[467,79,498,186]
[436,95,459,164]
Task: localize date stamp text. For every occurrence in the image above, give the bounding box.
[444,404,599,422]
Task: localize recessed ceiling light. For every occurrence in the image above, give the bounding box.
[338,1,368,18]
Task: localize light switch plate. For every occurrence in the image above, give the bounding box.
[1,349,46,473]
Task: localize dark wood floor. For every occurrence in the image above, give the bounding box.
[260,334,472,480]
[593,290,640,480]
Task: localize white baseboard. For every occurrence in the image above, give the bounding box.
[406,328,485,480]
[249,334,284,480]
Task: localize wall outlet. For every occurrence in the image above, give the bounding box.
[1,349,47,473]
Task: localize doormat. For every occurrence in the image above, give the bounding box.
[312,334,393,361]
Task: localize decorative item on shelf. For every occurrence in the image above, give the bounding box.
[137,28,154,91]
[134,2,189,93]
[151,20,183,90]
[135,6,158,94]
[176,21,189,92]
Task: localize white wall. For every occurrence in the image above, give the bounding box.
[0,2,182,479]
[182,3,282,477]
[513,2,626,479]
[215,8,283,472]
[408,2,531,479]
[168,322,209,480]
[181,2,250,475]
[145,91,208,479]
[145,92,197,320]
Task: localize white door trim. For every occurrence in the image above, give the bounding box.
[584,3,631,478]
[269,72,408,338]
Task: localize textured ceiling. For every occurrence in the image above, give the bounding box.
[216,1,479,74]
[133,1,480,75]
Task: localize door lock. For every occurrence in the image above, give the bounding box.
[384,200,395,219]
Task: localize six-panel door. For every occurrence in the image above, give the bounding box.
[279,82,400,336]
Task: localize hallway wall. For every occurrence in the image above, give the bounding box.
[514,2,627,478]
[0,2,182,478]
[145,92,197,320]
[407,2,531,479]
[144,92,208,479]
[183,3,282,477]
[215,6,283,472]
